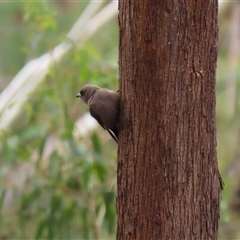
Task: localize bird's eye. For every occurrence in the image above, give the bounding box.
[80,90,84,96]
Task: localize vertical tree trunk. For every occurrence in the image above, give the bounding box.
[117,1,222,239]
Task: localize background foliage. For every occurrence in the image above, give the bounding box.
[0,1,118,239]
[0,1,239,239]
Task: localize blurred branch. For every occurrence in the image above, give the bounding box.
[218,1,233,49]
[67,1,106,40]
[71,1,119,43]
[219,0,232,15]
[225,1,240,118]
[0,0,118,130]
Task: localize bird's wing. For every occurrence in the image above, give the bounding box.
[89,108,106,130]
[90,107,118,143]
[106,128,118,143]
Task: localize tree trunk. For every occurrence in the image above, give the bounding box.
[117,1,222,239]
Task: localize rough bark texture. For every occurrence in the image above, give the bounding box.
[117,1,222,239]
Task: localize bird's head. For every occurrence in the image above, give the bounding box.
[76,84,100,105]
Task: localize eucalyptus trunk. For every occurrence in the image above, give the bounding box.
[117,1,222,239]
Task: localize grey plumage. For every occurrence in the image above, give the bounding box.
[76,84,120,143]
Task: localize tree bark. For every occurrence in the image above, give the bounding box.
[117,1,222,239]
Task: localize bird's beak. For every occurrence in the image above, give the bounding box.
[76,93,81,98]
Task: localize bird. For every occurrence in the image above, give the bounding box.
[76,84,120,143]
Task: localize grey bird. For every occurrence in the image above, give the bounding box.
[76,84,120,143]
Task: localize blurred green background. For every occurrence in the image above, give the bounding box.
[0,1,239,239]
